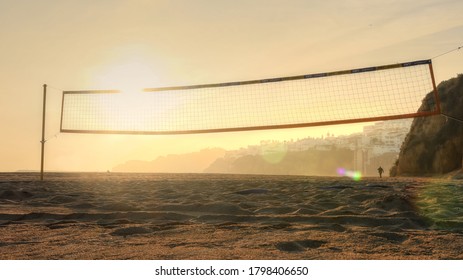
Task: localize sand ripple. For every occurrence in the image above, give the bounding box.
[1,173,462,259]
[0,173,458,229]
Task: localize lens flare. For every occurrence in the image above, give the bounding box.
[337,168,362,181]
[260,142,287,164]
[414,182,463,231]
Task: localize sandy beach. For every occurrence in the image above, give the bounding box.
[0,172,462,259]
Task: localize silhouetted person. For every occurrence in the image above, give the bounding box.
[377,166,384,178]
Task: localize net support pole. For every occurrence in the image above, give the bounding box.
[40,84,47,181]
[428,62,441,114]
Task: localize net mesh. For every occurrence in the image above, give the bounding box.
[60,60,439,134]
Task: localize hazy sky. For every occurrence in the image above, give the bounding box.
[1,0,462,172]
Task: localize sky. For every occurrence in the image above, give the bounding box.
[1,0,462,172]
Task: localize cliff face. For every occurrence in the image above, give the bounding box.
[394,74,463,176]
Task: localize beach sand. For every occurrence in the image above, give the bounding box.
[1,172,463,259]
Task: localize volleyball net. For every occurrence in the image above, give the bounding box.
[60,59,440,135]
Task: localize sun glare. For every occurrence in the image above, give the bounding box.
[97,60,155,93]
[82,51,171,131]
[90,45,161,93]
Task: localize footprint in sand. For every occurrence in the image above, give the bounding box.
[275,239,327,252]
[235,189,269,195]
[0,190,33,201]
[370,232,408,243]
[110,226,153,237]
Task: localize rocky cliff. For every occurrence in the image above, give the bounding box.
[392,74,463,176]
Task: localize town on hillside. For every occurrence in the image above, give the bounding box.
[220,120,412,176]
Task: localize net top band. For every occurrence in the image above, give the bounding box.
[141,59,432,93]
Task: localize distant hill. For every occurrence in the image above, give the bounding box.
[205,148,354,176]
[392,74,463,176]
[112,148,226,173]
